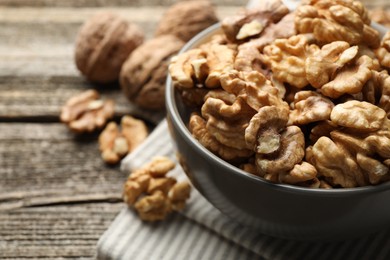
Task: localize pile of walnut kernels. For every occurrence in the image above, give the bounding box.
[169,0,390,189]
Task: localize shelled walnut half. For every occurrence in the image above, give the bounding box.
[60,90,114,133]
[123,157,191,221]
[98,116,148,164]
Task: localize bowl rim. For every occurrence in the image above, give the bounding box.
[165,23,390,197]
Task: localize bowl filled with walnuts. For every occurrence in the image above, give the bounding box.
[166,0,390,240]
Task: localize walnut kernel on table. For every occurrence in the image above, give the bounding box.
[155,0,219,42]
[60,90,114,133]
[98,116,148,164]
[120,35,184,110]
[123,157,191,221]
[75,12,144,84]
[169,0,390,188]
[295,0,380,48]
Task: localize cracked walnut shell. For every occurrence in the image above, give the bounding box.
[155,0,219,42]
[75,12,144,84]
[60,90,114,133]
[120,35,184,110]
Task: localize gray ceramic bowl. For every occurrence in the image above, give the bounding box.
[166,23,390,240]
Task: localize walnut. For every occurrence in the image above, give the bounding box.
[289,91,334,125]
[328,127,390,185]
[201,90,256,151]
[169,182,191,211]
[309,120,338,144]
[123,169,151,205]
[167,0,390,188]
[178,88,209,108]
[200,42,237,88]
[123,157,191,221]
[330,100,387,131]
[75,12,144,83]
[60,90,114,133]
[239,161,260,176]
[365,133,390,159]
[238,12,297,52]
[145,156,176,178]
[220,71,288,111]
[120,35,184,110]
[98,116,148,164]
[169,49,208,90]
[148,177,177,195]
[245,105,289,154]
[135,191,172,222]
[189,113,253,161]
[221,0,289,42]
[311,136,367,188]
[233,11,296,76]
[155,0,219,42]
[306,42,375,98]
[262,34,319,88]
[356,153,389,185]
[359,70,390,118]
[295,0,379,48]
[169,39,236,90]
[279,161,318,185]
[255,125,305,177]
[375,31,390,69]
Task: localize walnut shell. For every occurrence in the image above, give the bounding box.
[75,12,144,84]
[120,35,184,110]
[155,0,219,42]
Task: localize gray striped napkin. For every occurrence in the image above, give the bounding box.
[97,120,390,260]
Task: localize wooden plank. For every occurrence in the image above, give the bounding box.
[0,0,243,7]
[0,0,387,8]
[0,76,163,123]
[0,123,135,211]
[0,7,236,121]
[0,203,123,258]
[0,7,237,56]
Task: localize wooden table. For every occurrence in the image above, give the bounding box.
[0,0,388,258]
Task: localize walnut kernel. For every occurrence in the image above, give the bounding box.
[60,90,114,133]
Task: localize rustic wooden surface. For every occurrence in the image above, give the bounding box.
[0,0,389,259]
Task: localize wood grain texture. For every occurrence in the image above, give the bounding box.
[0,7,236,122]
[0,123,129,211]
[0,0,243,7]
[0,203,123,258]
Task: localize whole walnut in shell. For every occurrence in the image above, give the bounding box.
[155,0,219,42]
[120,35,184,110]
[75,12,144,84]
